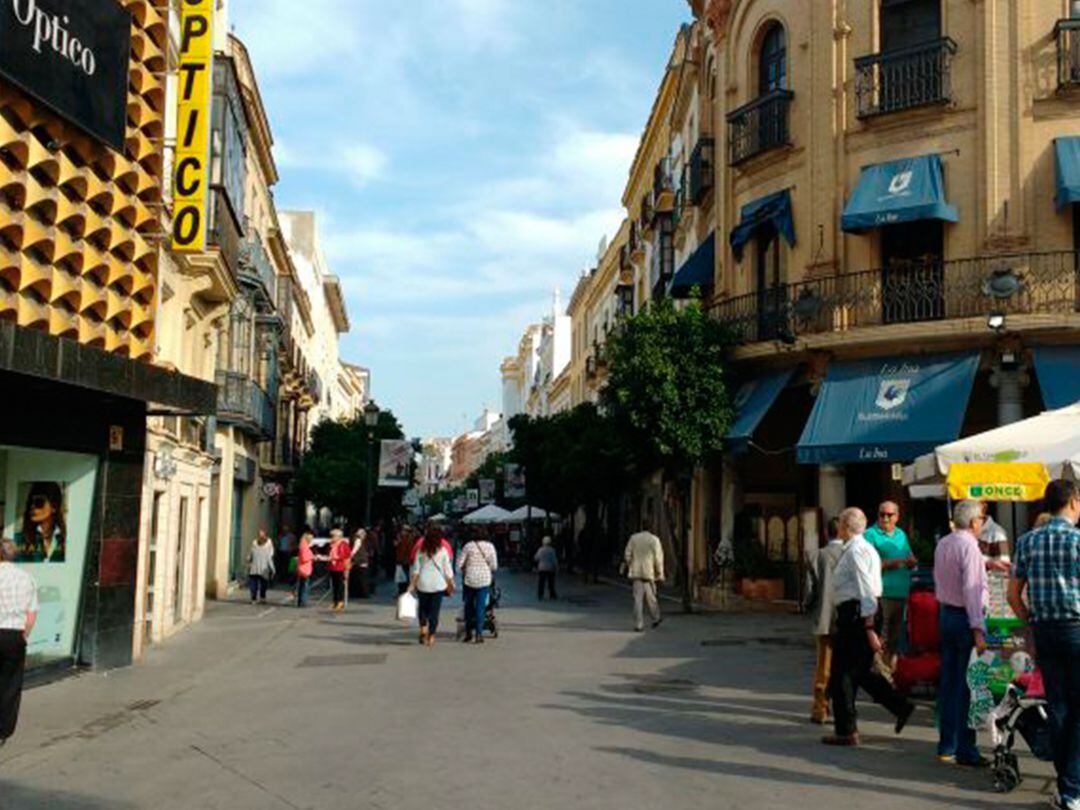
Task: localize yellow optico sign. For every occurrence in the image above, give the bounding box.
[946,462,1051,502]
[171,0,214,252]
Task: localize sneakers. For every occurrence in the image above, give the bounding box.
[937,754,956,764]
[956,755,991,768]
[1050,794,1080,810]
[652,618,664,629]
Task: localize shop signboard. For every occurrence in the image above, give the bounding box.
[466,489,479,509]
[479,478,495,504]
[172,0,214,252]
[946,462,1050,503]
[0,0,131,150]
[0,446,97,664]
[377,440,413,488]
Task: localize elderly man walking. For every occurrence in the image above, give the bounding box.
[1009,479,1080,810]
[0,538,37,747]
[624,522,664,632]
[934,499,989,766]
[865,500,917,669]
[824,507,915,746]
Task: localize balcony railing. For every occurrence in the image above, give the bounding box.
[1056,19,1080,90]
[216,370,275,440]
[209,187,243,273]
[688,137,715,204]
[727,89,793,165]
[275,275,293,352]
[708,251,1080,345]
[855,37,957,119]
[238,234,276,312]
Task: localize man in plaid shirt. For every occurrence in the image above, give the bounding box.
[1009,479,1080,810]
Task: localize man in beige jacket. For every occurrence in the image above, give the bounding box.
[624,522,664,632]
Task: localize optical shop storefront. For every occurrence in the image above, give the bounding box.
[0,328,215,671]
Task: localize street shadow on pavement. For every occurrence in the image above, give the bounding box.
[0,782,137,809]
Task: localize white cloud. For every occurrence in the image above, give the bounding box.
[342,145,388,187]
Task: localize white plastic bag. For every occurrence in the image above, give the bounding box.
[396,591,418,622]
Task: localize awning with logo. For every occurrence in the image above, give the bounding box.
[1054,137,1080,210]
[725,368,796,455]
[796,351,979,465]
[670,232,716,299]
[1034,346,1080,409]
[840,154,959,233]
[729,189,795,261]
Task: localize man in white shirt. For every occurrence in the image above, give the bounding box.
[0,537,37,747]
[824,508,914,746]
[624,521,664,632]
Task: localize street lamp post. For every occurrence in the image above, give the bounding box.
[363,401,380,529]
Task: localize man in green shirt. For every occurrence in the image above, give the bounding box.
[864,501,917,670]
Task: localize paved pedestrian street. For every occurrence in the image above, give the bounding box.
[0,575,1054,810]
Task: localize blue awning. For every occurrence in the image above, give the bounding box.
[670,233,715,299]
[1054,138,1080,211]
[725,368,796,454]
[1034,347,1080,409]
[729,189,795,261]
[841,154,959,232]
[796,352,979,464]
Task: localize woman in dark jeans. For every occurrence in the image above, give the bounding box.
[408,525,455,646]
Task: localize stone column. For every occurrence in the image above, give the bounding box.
[991,355,1029,540]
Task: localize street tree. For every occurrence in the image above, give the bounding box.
[601,296,735,611]
[296,409,407,530]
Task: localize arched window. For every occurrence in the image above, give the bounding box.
[758,23,786,95]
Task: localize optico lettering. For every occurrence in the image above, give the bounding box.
[11,0,97,75]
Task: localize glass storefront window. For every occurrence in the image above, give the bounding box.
[0,446,98,665]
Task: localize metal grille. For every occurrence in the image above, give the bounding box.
[1056,19,1080,90]
[298,653,388,668]
[855,38,957,118]
[727,89,793,165]
[709,250,1080,345]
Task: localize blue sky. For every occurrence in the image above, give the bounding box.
[231,0,688,438]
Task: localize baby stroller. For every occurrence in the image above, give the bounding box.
[455,581,501,640]
[990,677,1054,793]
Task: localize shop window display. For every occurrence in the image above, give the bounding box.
[0,447,98,664]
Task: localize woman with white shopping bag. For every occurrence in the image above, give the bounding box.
[408,524,455,647]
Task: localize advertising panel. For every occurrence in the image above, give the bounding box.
[0,447,97,664]
[171,0,214,252]
[377,440,413,488]
[504,464,526,499]
[478,478,495,504]
[0,0,131,150]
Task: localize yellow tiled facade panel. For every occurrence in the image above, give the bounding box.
[0,0,165,361]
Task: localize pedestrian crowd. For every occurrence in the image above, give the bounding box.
[806,482,1080,810]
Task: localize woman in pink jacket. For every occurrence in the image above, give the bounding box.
[295,531,315,608]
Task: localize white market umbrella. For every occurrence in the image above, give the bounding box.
[904,402,1080,491]
[427,513,447,522]
[461,504,512,525]
[506,505,559,522]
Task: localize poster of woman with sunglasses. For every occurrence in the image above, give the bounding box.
[15,481,66,563]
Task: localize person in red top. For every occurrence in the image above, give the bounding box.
[411,530,452,565]
[295,531,315,608]
[324,530,351,611]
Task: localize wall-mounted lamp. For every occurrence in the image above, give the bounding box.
[987,311,1006,332]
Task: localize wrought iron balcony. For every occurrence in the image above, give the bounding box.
[727,89,793,165]
[1056,19,1080,90]
[639,192,654,233]
[615,283,634,318]
[238,234,277,313]
[216,370,275,440]
[855,37,957,119]
[688,137,715,204]
[708,250,1080,345]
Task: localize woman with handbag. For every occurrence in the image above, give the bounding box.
[409,525,455,646]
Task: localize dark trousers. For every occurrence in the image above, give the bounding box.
[538,571,557,600]
[418,591,444,635]
[296,576,310,607]
[937,605,979,761]
[329,570,345,604]
[248,575,269,602]
[829,601,912,737]
[1034,621,1080,805]
[348,565,370,599]
[463,585,489,637]
[0,629,26,740]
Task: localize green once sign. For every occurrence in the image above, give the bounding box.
[969,484,1026,500]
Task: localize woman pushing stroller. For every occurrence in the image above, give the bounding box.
[458,532,498,644]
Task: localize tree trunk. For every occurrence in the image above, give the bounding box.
[679,480,693,613]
